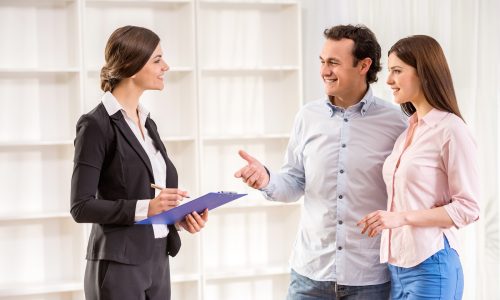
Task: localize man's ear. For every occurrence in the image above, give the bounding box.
[359,57,372,75]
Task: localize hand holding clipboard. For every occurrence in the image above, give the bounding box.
[137,188,246,225]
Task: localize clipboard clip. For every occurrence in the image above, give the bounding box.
[218,191,237,194]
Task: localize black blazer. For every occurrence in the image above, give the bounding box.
[70,103,181,265]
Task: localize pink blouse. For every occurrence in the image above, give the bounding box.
[380,109,480,267]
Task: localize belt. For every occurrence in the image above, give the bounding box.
[333,282,348,298]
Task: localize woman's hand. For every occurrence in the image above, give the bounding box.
[148,188,188,217]
[357,210,406,237]
[179,209,209,234]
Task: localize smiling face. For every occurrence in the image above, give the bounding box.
[319,38,368,104]
[132,43,169,91]
[386,53,423,105]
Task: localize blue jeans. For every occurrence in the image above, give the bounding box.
[388,237,464,300]
[287,269,390,300]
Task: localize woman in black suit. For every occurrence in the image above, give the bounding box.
[70,25,208,300]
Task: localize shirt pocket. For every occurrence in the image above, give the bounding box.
[400,160,445,211]
[403,156,445,187]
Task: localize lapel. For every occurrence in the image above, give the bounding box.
[145,117,169,182]
[109,111,154,180]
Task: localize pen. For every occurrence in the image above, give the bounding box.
[150,183,190,198]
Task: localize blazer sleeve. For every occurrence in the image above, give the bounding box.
[70,114,136,225]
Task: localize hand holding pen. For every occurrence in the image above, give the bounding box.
[150,184,208,233]
[148,183,190,217]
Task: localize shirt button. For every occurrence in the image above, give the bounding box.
[338,246,342,250]
[341,144,346,148]
[339,169,344,174]
[344,118,348,122]
[338,220,343,225]
[338,195,343,199]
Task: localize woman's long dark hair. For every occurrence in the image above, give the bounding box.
[389,35,463,120]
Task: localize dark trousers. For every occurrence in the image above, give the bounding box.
[84,238,170,300]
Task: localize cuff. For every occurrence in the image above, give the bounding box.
[135,199,151,221]
[443,200,480,229]
[260,169,277,199]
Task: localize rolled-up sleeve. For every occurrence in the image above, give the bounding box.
[442,122,480,228]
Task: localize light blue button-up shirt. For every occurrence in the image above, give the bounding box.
[262,87,407,285]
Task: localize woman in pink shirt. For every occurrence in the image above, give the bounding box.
[358,35,480,299]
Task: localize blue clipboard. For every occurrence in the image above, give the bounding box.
[136,192,246,225]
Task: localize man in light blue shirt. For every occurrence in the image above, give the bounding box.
[235,25,407,299]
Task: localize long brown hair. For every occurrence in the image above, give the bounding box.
[100,26,160,92]
[388,35,463,120]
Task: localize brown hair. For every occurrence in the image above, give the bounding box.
[100,26,160,92]
[323,24,382,84]
[388,35,463,120]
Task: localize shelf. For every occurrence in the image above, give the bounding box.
[0,280,82,297]
[162,139,198,194]
[202,134,289,141]
[0,0,79,69]
[198,2,299,68]
[218,198,302,211]
[171,273,200,283]
[0,270,201,296]
[206,265,289,281]
[0,146,73,214]
[169,232,201,276]
[171,281,199,300]
[203,206,300,278]
[201,139,289,192]
[1,0,302,298]
[85,68,197,139]
[0,220,85,292]
[0,212,72,224]
[200,71,300,136]
[86,0,190,4]
[0,72,81,141]
[199,0,297,9]
[211,189,302,211]
[0,140,73,148]
[84,1,195,68]
[0,0,76,6]
[162,136,196,142]
[86,66,193,73]
[201,66,299,73]
[0,68,80,74]
[205,270,290,300]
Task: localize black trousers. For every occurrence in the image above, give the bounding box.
[84,238,170,300]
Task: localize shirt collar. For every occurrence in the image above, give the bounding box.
[324,86,375,117]
[409,108,449,127]
[101,91,150,125]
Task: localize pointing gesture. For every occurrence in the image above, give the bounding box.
[234,150,270,189]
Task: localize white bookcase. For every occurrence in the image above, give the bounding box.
[0,0,302,299]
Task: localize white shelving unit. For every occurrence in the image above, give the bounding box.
[0,0,302,299]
